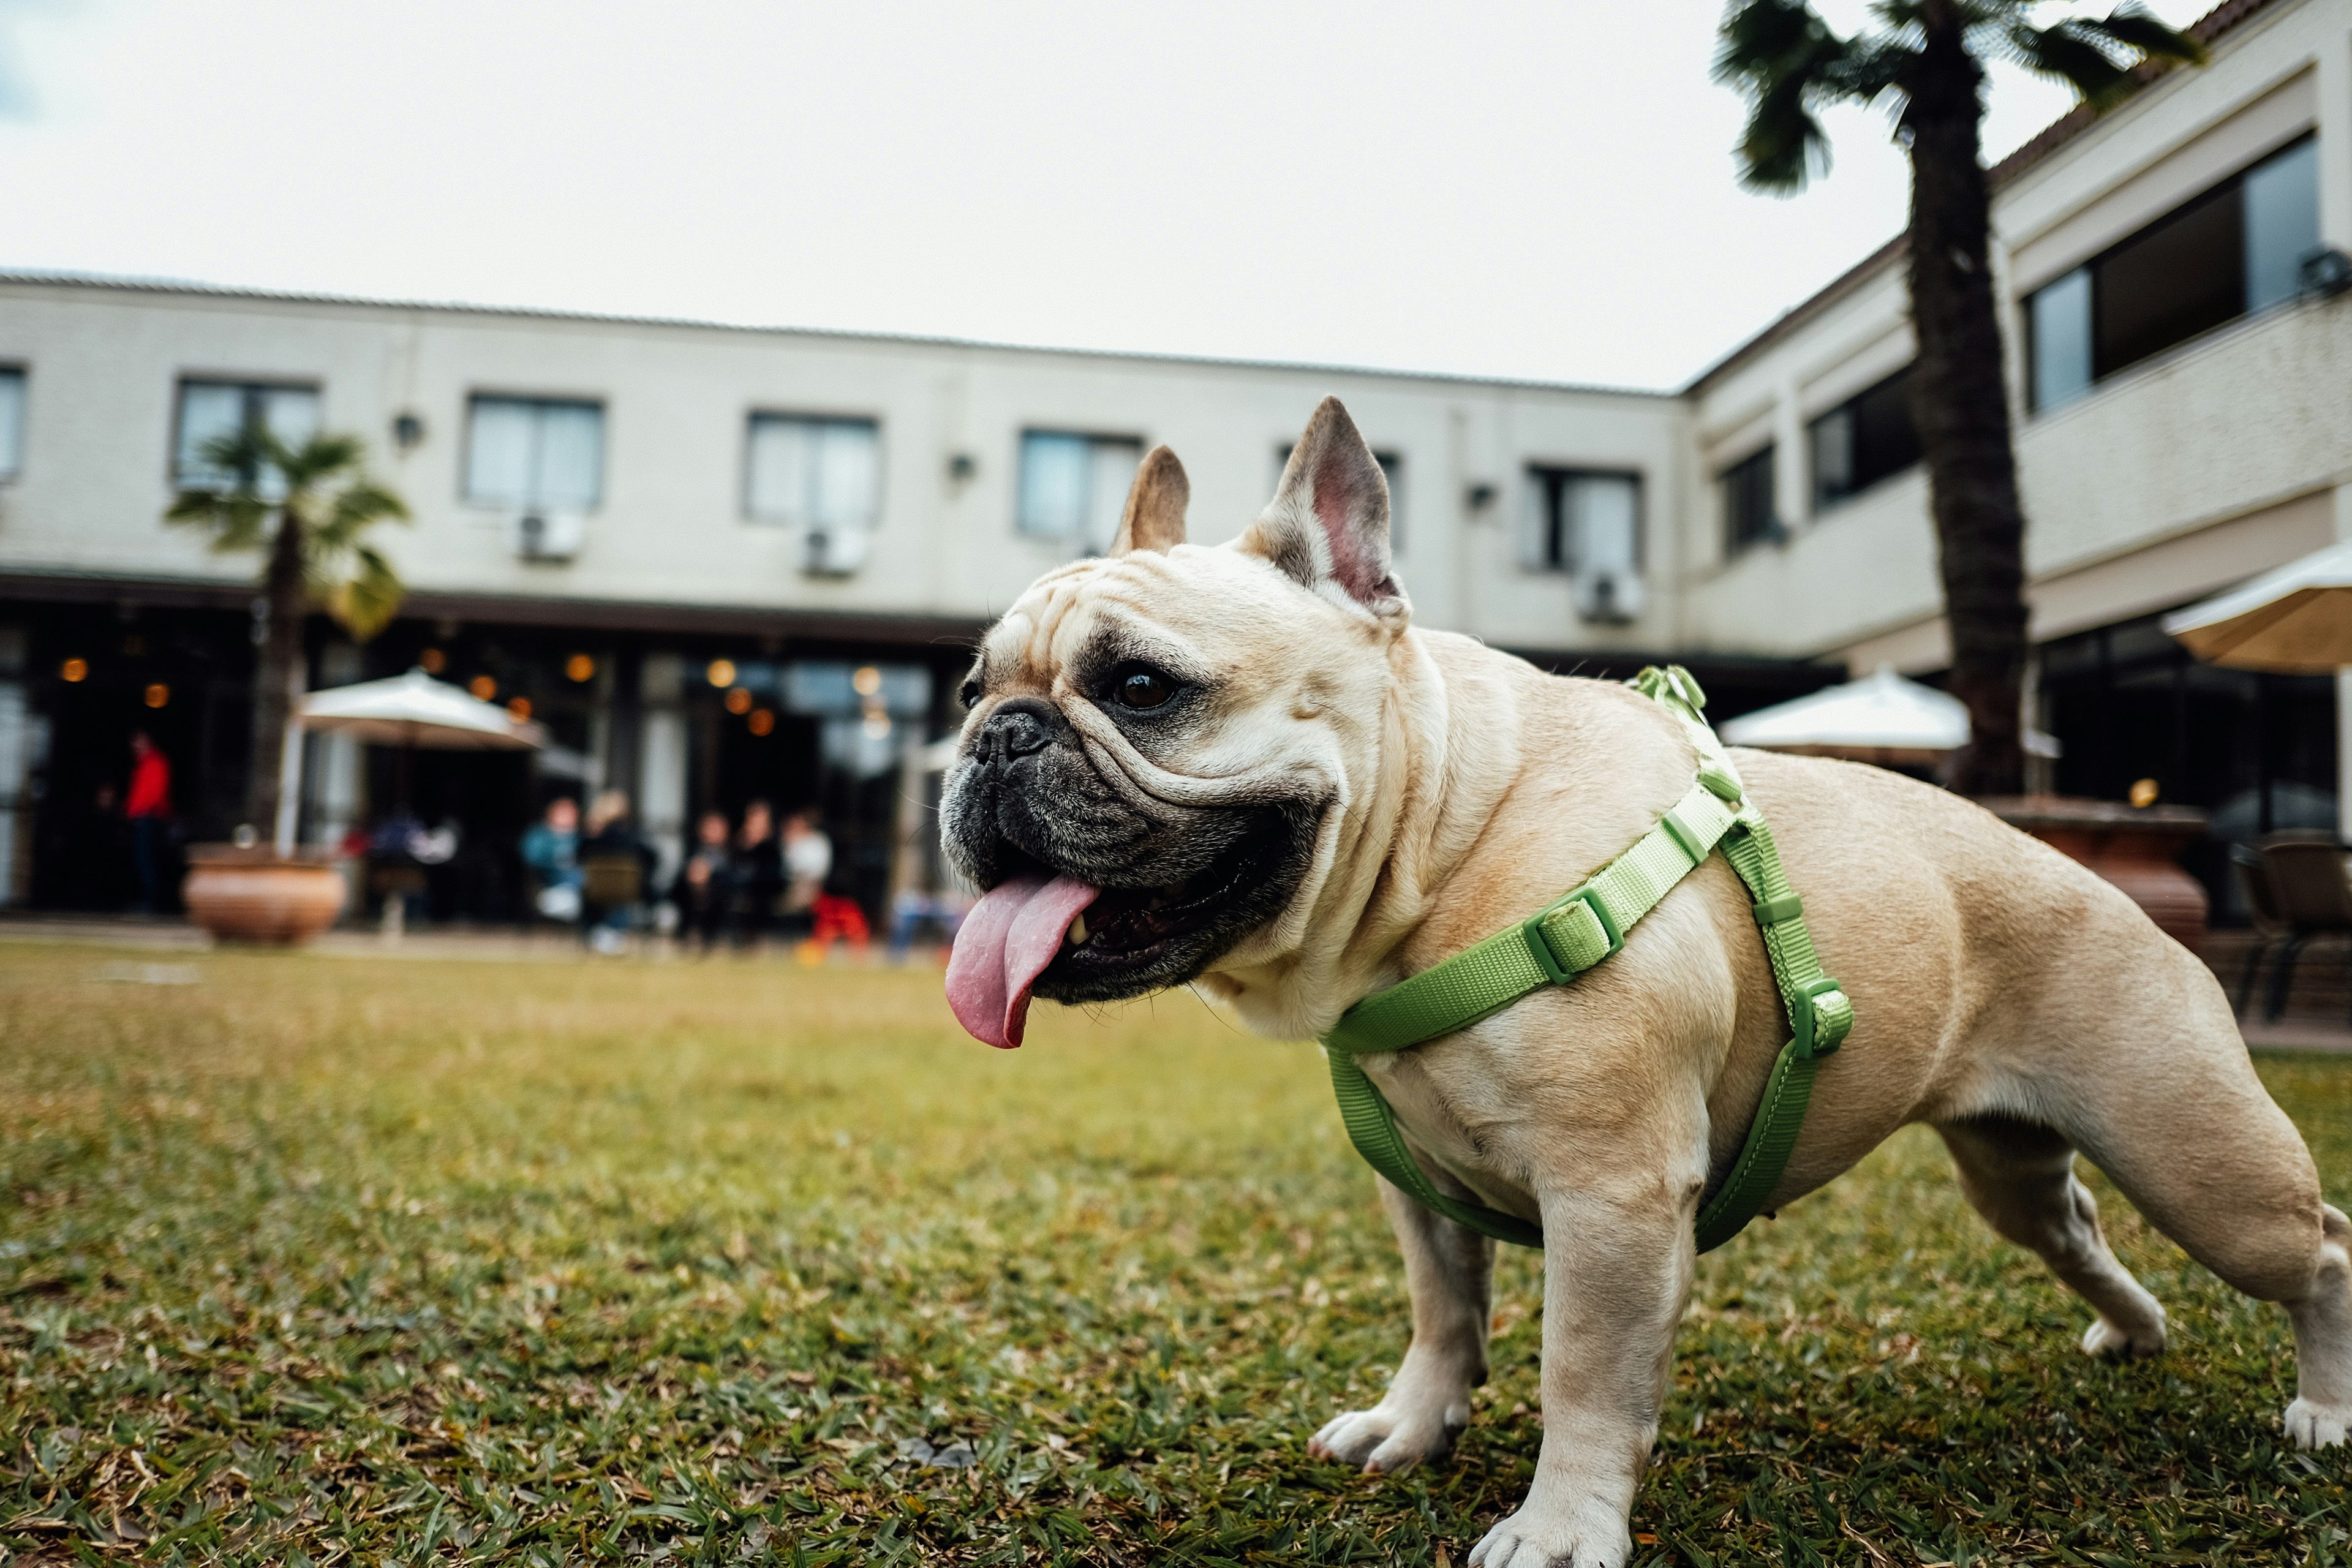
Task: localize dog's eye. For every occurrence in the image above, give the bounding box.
[959,679,982,711]
[1110,663,1179,711]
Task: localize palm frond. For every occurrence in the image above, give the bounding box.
[320,543,406,641]
[2001,19,2131,105]
[1822,38,1912,104]
[1719,0,1882,192]
[2081,4,2206,67]
[1997,5,2204,111]
[276,432,364,490]
[165,489,275,554]
[314,480,412,551]
[190,425,284,491]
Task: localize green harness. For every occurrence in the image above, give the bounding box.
[1320,666,1855,1255]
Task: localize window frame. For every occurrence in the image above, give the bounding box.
[169,375,323,492]
[461,392,608,512]
[1718,443,1782,560]
[741,409,885,527]
[2024,131,2320,415]
[1806,363,1921,512]
[0,364,24,483]
[1522,464,1644,576]
[1015,427,1145,554]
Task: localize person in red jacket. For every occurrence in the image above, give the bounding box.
[125,730,172,912]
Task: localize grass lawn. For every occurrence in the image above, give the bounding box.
[0,942,2346,1566]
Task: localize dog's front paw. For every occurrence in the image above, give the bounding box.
[1468,1496,1632,1568]
[2080,1305,2166,1360]
[1307,1396,1466,1474]
[2285,1396,2349,1450]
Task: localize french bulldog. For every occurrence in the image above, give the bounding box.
[940,396,2350,1567]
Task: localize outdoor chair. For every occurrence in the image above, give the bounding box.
[2229,843,2289,1017]
[580,853,645,912]
[2253,834,2352,1024]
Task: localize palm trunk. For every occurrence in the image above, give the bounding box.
[246,513,306,835]
[1901,5,2030,797]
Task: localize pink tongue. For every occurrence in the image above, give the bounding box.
[945,874,1099,1049]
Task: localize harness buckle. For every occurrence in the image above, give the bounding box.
[1524,885,1623,984]
[1789,974,1853,1060]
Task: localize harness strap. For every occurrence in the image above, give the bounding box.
[1319,665,1854,1255]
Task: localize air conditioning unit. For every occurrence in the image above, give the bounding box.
[512,511,585,563]
[1574,567,1645,625]
[803,524,870,578]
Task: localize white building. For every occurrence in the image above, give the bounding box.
[0,0,2343,919]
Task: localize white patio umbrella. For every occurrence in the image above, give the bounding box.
[2161,540,2352,673]
[299,668,546,750]
[1719,665,1969,765]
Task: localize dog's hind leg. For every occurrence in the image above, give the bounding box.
[2010,960,2352,1449]
[2087,1101,2351,1450]
[1935,1115,2168,1358]
[1309,1169,1494,1474]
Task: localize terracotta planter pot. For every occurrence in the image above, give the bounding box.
[182,845,347,945]
[1981,796,2210,956]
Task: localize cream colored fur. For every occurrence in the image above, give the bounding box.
[958,400,2351,1568]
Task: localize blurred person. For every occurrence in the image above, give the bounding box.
[124,730,173,913]
[782,809,831,919]
[785,810,866,961]
[804,886,870,962]
[673,808,735,952]
[371,806,442,929]
[887,885,972,963]
[579,789,655,953]
[733,799,784,946]
[521,796,582,922]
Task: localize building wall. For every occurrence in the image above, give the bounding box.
[1687,0,2352,672]
[0,282,1690,659]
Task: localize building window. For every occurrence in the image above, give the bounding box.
[1526,467,1643,622]
[2029,268,2094,413]
[0,368,23,480]
[465,396,605,510]
[173,379,320,492]
[1017,431,1142,554]
[746,414,881,527]
[1720,444,1779,556]
[1276,443,1406,552]
[1809,364,1920,509]
[746,413,882,577]
[2027,135,2320,412]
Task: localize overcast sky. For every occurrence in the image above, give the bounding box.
[0,0,2214,390]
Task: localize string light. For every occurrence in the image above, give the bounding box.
[420,648,446,673]
[724,687,753,715]
[143,684,169,709]
[507,696,533,722]
[707,658,736,688]
[59,657,88,682]
[566,654,595,682]
[748,709,775,736]
[469,675,497,701]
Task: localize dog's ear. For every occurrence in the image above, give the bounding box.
[1112,446,1189,556]
[1242,396,1405,617]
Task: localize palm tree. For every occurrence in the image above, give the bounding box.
[169,428,410,842]
[1716,1,2203,795]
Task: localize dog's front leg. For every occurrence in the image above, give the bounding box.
[1469,1178,1692,1568]
[1309,1171,1494,1471]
